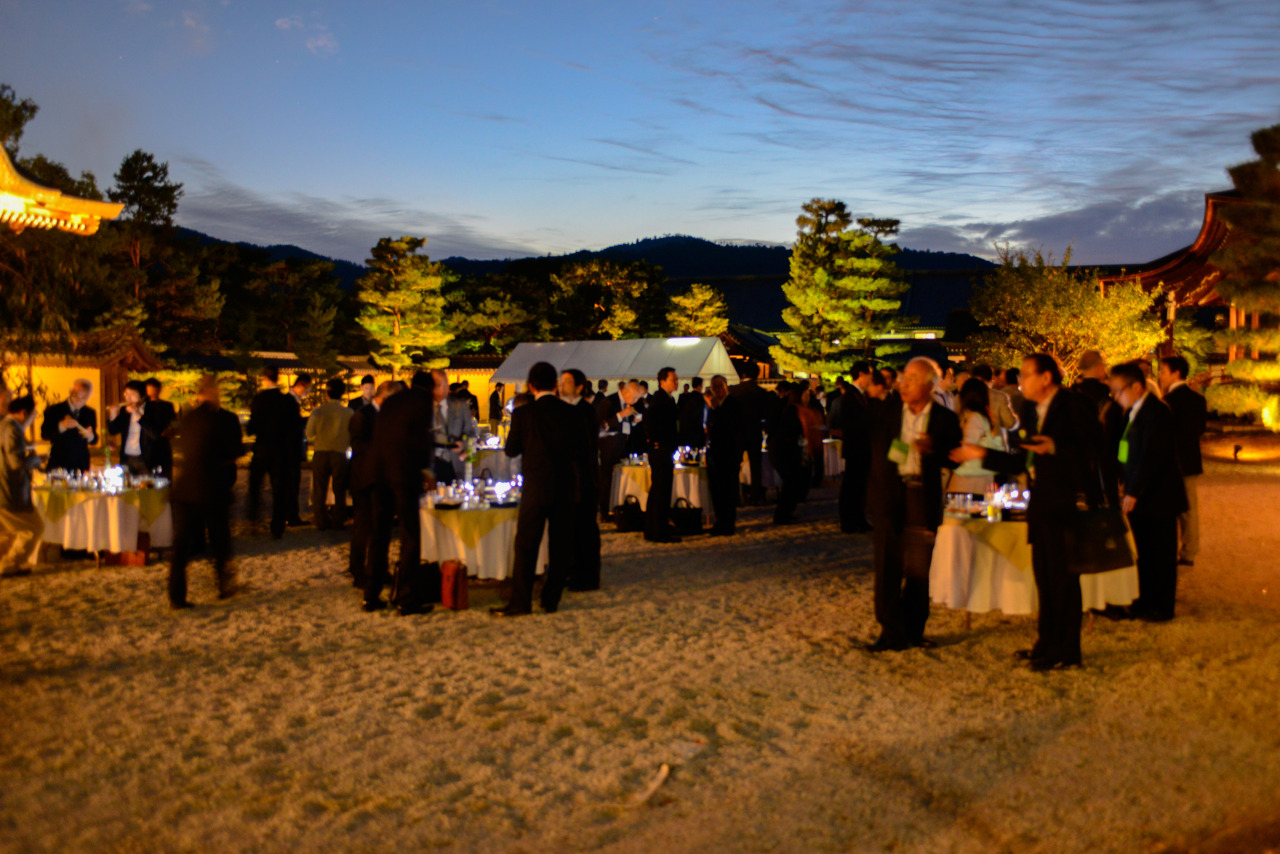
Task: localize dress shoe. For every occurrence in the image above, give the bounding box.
[1177,558,1194,567]
[773,514,799,525]
[489,605,532,618]
[1013,648,1041,661]
[287,517,307,527]
[169,600,195,611]
[217,583,245,600]
[362,598,388,613]
[1029,657,1081,673]
[1,566,33,578]
[644,534,682,544]
[397,603,433,617]
[911,637,938,650]
[1140,611,1175,623]
[866,636,908,653]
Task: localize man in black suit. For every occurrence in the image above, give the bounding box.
[1111,362,1188,622]
[280,374,311,531]
[350,381,398,609]
[955,353,1106,670]
[492,361,579,616]
[705,375,742,536]
[107,380,168,476]
[168,376,245,609]
[1158,355,1207,567]
[644,366,681,543]
[729,361,776,504]
[839,362,874,534]
[371,370,436,616]
[559,368,600,590]
[143,378,176,478]
[349,375,376,412]
[41,379,97,473]
[246,366,282,524]
[488,382,505,433]
[678,377,707,449]
[864,358,961,652]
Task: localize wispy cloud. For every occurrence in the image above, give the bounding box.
[176,158,539,262]
[306,28,339,57]
[273,13,339,57]
[122,0,152,13]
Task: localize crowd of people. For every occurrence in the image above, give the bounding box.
[0,348,1210,673]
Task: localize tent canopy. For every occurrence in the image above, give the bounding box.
[491,337,738,386]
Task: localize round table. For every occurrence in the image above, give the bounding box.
[823,439,844,478]
[419,503,547,580]
[609,464,714,520]
[930,516,1139,614]
[33,487,174,553]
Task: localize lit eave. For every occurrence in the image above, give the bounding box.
[0,146,123,236]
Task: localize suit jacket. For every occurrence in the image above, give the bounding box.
[40,401,97,472]
[247,387,284,459]
[488,391,502,420]
[172,403,244,504]
[983,388,1106,535]
[505,394,579,505]
[677,391,707,447]
[347,405,379,492]
[866,394,962,531]
[573,398,600,494]
[149,399,177,433]
[107,403,167,469]
[373,386,434,490]
[766,402,803,467]
[1121,396,1190,517]
[442,397,479,442]
[645,389,680,459]
[593,393,619,433]
[839,385,870,467]
[730,379,775,444]
[1163,384,1206,476]
[706,394,743,470]
[278,393,307,462]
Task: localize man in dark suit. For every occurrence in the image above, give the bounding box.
[107,380,168,476]
[1111,362,1188,622]
[559,368,600,590]
[143,378,176,478]
[729,361,776,504]
[955,353,1106,670]
[41,379,97,473]
[1158,355,1207,567]
[349,375,376,412]
[279,374,311,531]
[168,376,245,609]
[705,375,742,536]
[350,381,398,610]
[492,361,579,616]
[246,366,283,524]
[839,362,874,534]
[488,382,505,433]
[372,370,436,616]
[644,367,681,543]
[678,377,707,449]
[864,358,961,652]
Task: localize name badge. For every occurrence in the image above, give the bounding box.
[1117,439,1130,464]
[888,438,909,465]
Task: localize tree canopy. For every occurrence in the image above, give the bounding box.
[356,236,456,376]
[667,283,729,338]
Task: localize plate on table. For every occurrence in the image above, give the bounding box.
[434,502,462,511]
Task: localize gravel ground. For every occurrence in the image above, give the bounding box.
[2,461,1278,853]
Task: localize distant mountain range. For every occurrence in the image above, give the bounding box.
[175,229,994,331]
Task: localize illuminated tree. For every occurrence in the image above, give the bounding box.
[1207,123,1280,426]
[356,236,456,376]
[770,199,909,378]
[444,273,550,354]
[550,259,670,339]
[968,248,1165,384]
[667,283,729,337]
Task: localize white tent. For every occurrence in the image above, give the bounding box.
[491,337,738,386]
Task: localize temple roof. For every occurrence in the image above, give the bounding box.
[8,326,165,371]
[0,147,123,236]
[1099,191,1244,308]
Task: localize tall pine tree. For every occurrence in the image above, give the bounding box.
[771,199,909,378]
[1208,123,1280,426]
[355,236,455,376]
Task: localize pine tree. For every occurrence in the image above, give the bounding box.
[549,259,670,340]
[1208,123,1280,427]
[667,283,730,337]
[770,200,909,378]
[355,236,455,376]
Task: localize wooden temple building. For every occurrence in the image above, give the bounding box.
[0,146,123,235]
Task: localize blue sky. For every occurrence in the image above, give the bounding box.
[3,0,1278,264]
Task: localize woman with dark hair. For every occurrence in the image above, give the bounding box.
[767,387,806,524]
[796,386,826,494]
[948,377,1002,495]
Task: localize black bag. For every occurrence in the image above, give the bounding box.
[1065,507,1134,575]
[670,496,704,536]
[612,495,644,532]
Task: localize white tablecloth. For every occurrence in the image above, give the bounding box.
[610,464,714,520]
[37,493,173,552]
[823,439,844,477]
[419,505,547,581]
[930,517,1139,614]
[739,452,779,489]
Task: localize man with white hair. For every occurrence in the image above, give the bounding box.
[41,379,97,473]
[864,356,962,652]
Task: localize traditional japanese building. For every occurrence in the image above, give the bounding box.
[0,146,123,235]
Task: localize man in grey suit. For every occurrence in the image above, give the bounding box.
[430,371,479,482]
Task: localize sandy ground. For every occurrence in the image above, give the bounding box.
[2,462,1280,854]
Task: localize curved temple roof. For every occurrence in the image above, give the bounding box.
[0,147,123,235]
